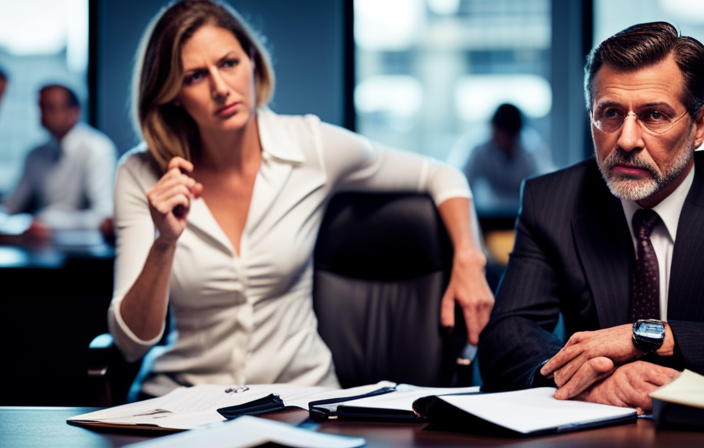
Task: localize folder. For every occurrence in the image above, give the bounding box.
[412,387,637,436]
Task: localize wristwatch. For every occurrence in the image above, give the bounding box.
[632,319,665,353]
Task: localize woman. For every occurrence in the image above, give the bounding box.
[109,0,493,398]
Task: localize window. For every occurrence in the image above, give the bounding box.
[595,0,704,47]
[353,0,552,170]
[0,0,89,196]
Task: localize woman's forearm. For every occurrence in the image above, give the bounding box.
[437,196,494,345]
[118,237,177,341]
[437,196,486,261]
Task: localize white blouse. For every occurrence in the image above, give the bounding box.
[108,108,471,396]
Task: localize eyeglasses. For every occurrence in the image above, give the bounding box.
[590,109,689,135]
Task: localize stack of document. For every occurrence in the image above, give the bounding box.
[650,369,704,430]
[69,382,644,437]
[68,382,396,431]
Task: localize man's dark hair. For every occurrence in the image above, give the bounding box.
[0,65,7,82]
[491,103,523,135]
[40,84,80,108]
[585,22,704,116]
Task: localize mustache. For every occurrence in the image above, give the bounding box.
[602,150,658,178]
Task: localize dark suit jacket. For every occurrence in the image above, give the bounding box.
[478,152,704,391]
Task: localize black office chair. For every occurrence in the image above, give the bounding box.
[89,192,469,405]
[313,192,468,388]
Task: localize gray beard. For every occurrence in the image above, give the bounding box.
[597,141,694,202]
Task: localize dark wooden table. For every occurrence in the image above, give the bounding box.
[2,406,703,448]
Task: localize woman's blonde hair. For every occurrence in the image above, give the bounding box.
[132,0,275,171]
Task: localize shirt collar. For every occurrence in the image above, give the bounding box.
[621,164,694,242]
[256,107,305,164]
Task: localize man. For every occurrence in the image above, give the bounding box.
[2,84,117,239]
[478,22,704,414]
[0,66,7,106]
[463,103,552,215]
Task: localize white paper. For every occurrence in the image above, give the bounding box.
[123,416,366,448]
[53,229,104,246]
[440,387,636,434]
[69,385,276,429]
[650,369,704,409]
[70,385,290,429]
[336,384,480,411]
[0,212,32,235]
[68,381,396,430]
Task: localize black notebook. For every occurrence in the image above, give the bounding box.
[309,384,480,422]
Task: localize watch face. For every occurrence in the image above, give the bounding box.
[636,320,665,341]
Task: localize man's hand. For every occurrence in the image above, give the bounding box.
[568,361,680,414]
[540,324,642,390]
[553,356,615,399]
[440,246,495,345]
[22,219,52,244]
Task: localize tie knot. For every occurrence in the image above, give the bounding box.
[632,209,660,240]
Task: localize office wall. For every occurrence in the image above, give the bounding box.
[96,0,346,154]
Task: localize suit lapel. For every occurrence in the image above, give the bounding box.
[572,162,635,328]
[668,154,704,322]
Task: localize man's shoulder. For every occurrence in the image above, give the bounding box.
[517,157,610,220]
[695,149,704,164]
[70,123,117,154]
[25,140,55,158]
[524,157,597,192]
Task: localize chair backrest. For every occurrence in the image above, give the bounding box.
[313,192,467,388]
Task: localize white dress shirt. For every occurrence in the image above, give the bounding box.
[108,108,472,396]
[621,165,695,321]
[2,122,117,230]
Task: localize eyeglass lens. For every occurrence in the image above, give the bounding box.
[592,110,687,134]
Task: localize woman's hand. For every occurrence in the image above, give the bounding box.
[436,197,495,345]
[146,157,203,244]
[441,245,495,345]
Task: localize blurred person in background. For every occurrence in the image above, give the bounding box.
[463,103,552,216]
[1,84,117,242]
[0,66,7,107]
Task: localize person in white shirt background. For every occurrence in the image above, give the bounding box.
[0,66,7,108]
[109,0,494,399]
[1,83,117,242]
[462,103,553,216]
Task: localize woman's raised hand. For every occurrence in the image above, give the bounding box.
[146,157,203,244]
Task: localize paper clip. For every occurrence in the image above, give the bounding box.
[225,386,249,394]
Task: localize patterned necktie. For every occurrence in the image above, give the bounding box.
[632,209,661,321]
